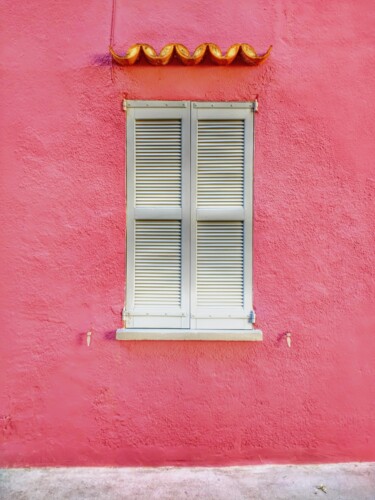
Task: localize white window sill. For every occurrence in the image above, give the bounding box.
[116,328,263,341]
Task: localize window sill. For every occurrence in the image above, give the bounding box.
[116,328,263,341]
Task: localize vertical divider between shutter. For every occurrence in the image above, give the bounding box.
[180,103,191,328]
[190,103,198,328]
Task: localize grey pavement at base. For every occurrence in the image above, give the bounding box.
[0,463,374,500]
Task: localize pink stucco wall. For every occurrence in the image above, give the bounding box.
[1,0,375,466]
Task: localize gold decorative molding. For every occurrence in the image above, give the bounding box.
[109,43,272,66]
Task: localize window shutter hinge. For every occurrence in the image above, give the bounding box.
[253,100,259,112]
[122,100,127,112]
[121,307,129,328]
[249,310,256,324]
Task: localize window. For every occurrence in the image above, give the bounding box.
[116,101,262,341]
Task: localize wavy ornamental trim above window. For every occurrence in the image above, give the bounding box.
[109,43,272,66]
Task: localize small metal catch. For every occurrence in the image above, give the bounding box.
[249,310,256,324]
[286,332,291,348]
[86,330,92,347]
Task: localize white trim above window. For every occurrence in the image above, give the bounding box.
[116,101,262,341]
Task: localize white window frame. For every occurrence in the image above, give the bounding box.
[116,100,262,341]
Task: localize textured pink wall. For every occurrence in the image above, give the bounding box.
[1,0,375,466]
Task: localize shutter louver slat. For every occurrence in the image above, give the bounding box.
[134,118,183,308]
[197,119,244,207]
[135,119,182,207]
[197,221,244,307]
[135,221,181,306]
[196,117,245,309]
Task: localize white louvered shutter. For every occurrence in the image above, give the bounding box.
[125,102,190,328]
[190,103,254,330]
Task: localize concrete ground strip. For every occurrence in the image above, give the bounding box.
[1,462,374,499]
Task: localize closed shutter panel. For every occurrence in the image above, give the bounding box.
[197,221,244,307]
[190,103,254,330]
[134,220,182,307]
[125,102,190,328]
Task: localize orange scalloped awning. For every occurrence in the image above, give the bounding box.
[109,43,272,66]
